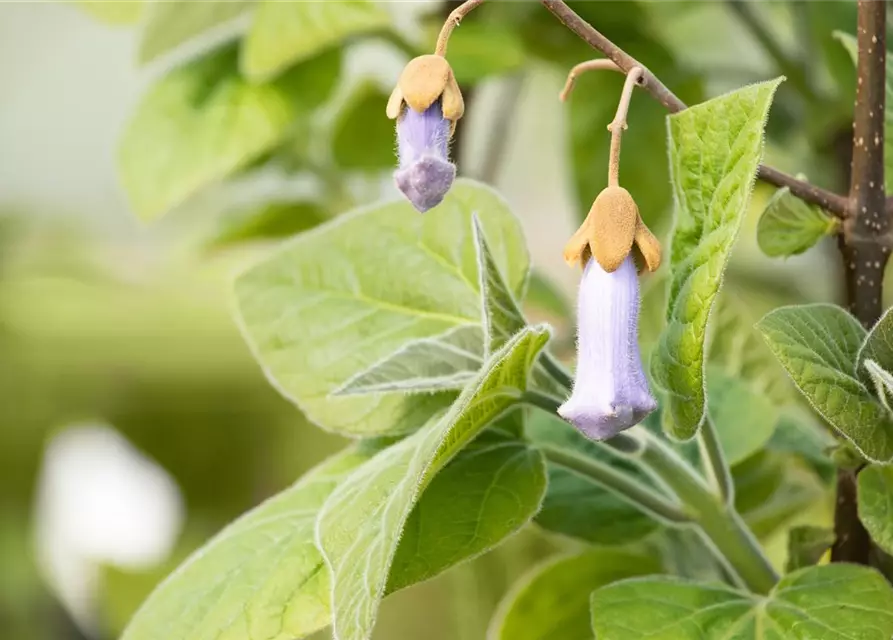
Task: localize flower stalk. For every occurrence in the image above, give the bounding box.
[434,0,486,57]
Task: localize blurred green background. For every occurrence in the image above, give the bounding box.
[0,1,868,639]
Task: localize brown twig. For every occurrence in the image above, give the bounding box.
[538,0,852,219]
[435,0,485,57]
[832,0,887,566]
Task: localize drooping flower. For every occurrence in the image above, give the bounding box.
[387,55,463,213]
[393,100,456,213]
[558,256,657,440]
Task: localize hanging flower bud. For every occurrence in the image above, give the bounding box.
[386,55,464,133]
[563,186,661,274]
[387,55,464,213]
[392,100,456,213]
[558,256,657,440]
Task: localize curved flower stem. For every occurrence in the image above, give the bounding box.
[607,67,643,187]
[541,445,692,524]
[434,0,486,57]
[636,433,778,594]
[559,58,622,102]
[698,416,734,504]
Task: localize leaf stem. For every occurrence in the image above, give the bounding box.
[540,444,692,524]
[434,0,485,57]
[698,416,734,504]
[636,433,779,594]
[537,0,852,219]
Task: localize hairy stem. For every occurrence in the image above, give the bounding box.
[607,67,643,187]
[698,416,734,504]
[637,433,779,594]
[541,444,692,524]
[435,0,485,56]
[833,0,887,565]
[538,0,852,218]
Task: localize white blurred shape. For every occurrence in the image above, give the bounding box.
[33,423,184,634]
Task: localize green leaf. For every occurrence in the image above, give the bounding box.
[242,0,389,81]
[436,21,525,84]
[785,525,834,572]
[707,368,778,466]
[859,465,893,556]
[473,215,527,354]
[332,82,395,171]
[858,306,893,386]
[119,48,293,220]
[652,78,783,439]
[527,412,659,544]
[757,303,893,462]
[756,186,838,257]
[234,179,530,437]
[316,326,549,640]
[836,32,893,192]
[210,200,329,248]
[489,549,661,640]
[591,564,893,639]
[138,1,252,64]
[121,446,375,640]
[73,0,143,25]
[332,325,483,395]
[389,438,546,592]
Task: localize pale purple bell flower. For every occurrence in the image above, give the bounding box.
[394,100,456,213]
[559,256,657,440]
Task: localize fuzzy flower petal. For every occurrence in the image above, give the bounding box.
[559,256,657,440]
[394,100,456,213]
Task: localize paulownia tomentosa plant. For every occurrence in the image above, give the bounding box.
[110,0,893,638]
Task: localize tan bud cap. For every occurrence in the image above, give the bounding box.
[563,218,593,268]
[633,217,662,273]
[386,55,464,125]
[590,186,638,272]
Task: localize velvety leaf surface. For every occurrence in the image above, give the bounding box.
[388,438,546,591]
[756,186,837,258]
[591,564,893,639]
[757,303,893,461]
[858,306,893,387]
[333,325,483,396]
[859,464,893,556]
[121,446,374,640]
[316,327,549,640]
[652,78,783,439]
[234,180,529,436]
